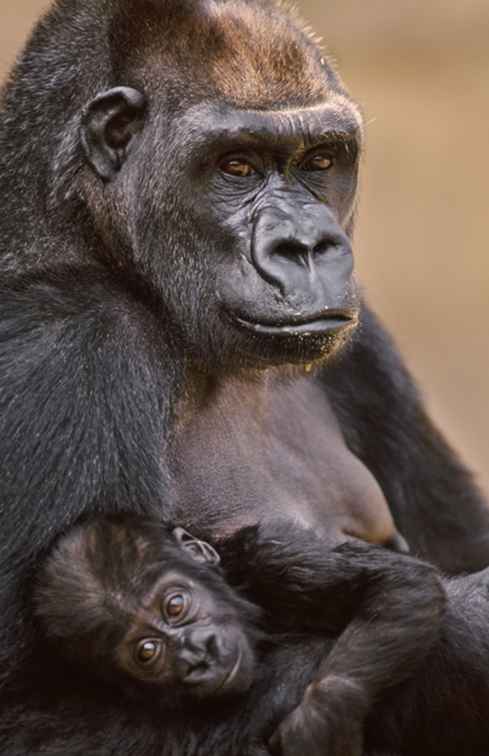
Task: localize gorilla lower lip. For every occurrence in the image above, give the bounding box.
[234,312,357,336]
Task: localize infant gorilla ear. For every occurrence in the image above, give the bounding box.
[34,515,257,703]
[172,526,222,566]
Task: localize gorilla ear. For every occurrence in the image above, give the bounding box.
[81,87,146,182]
[173,528,221,567]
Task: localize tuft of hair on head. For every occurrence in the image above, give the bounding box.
[109,0,344,111]
[33,521,117,647]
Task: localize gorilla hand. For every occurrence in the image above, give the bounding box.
[269,676,365,756]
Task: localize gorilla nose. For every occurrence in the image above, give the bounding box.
[176,627,222,683]
[251,205,352,298]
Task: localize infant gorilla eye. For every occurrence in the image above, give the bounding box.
[135,639,162,667]
[302,153,333,172]
[220,158,256,178]
[163,591,191,622]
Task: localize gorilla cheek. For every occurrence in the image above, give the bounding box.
[216,255,274,322]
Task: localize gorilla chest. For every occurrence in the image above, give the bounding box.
[171,377,395,546]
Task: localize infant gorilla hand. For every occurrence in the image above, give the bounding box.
[269,676,366,756]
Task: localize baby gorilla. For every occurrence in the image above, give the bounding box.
[35,517,258,704]
[34,516,445,756]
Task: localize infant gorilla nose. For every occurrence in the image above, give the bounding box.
[176,626,254,697]
[176,628,254,697]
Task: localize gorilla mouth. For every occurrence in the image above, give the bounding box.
[217,650,243,692]
[186,650,244,697]
[234,309,358,336]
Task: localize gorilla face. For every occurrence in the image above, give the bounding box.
[189,103,361,367]
[36,518,257,704]
[79,2,363,370]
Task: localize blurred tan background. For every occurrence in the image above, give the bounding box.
[1,1,488,493]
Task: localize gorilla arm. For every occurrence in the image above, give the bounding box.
[0,268,175,669]
[224,522,489,756]
[365,566,489,755]
[323,304,489,574]
[222,521,445,756]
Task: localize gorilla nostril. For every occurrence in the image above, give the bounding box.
[272,240,309,261]
[205,633,219,656]
[271,239,338,263]
[313,240,332,256]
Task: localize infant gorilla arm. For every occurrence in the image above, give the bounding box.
[222,523,446,756]
[35,515,445,756]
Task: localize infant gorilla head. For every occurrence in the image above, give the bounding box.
[34,516,258,704]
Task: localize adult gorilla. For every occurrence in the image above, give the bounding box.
[0,0,489,752]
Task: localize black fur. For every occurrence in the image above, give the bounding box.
[17,516,446,755]
[10,517,489,756]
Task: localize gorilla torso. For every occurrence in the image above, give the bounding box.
[172,373,396,548]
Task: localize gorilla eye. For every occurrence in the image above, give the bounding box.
[163,591,190,623]
[302,153,333,172]
[220,158,256,178]
[135,639,162,667]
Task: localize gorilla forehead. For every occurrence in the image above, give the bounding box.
[110,0,349,111]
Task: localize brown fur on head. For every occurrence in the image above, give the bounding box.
[110,0,350,111]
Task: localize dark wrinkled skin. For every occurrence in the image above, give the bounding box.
[1,0,489,754]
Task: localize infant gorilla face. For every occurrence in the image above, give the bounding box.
[35,519,257,702]
[117,557,255,697]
